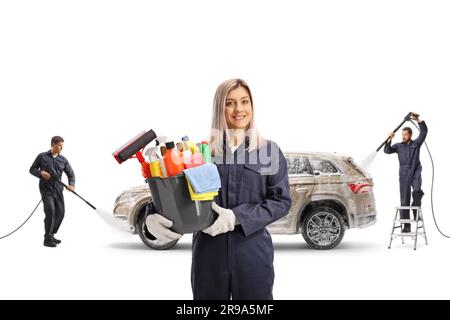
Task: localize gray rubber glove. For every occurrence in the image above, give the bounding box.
[145,213,182,244]
[202,202,238,237]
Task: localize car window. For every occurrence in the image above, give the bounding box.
[309,159,340,175]
[286,157,310,175]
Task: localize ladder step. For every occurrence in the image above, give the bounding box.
[396,206,421,210]
[391,232,426,237]
[394,219,423,223]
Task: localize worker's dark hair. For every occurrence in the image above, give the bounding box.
[51,136,64,145]
[403,127,413,135]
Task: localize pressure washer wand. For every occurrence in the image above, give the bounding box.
[48,173,97,211]
[376,112,414,152]
[57,180,97,210]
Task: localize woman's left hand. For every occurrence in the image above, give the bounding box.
[203,202,238,237]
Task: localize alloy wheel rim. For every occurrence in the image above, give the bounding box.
[306,212,341,246]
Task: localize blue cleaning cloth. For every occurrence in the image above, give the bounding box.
[183,163,221,194]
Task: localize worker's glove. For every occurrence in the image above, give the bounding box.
[145,213,182,244]
[202,202,238,237]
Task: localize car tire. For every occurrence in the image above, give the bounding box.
[301,206,345,250]
[136,205,179,250]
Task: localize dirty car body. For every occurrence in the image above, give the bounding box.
[113,152,377,250]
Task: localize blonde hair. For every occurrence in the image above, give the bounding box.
[209,79,265,156]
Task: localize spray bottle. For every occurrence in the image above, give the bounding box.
[154,137,168,177]
[147,147,162,177]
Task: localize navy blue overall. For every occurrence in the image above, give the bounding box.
[384,121,428,221]
[191,137,292,300]
[30,151,75,241]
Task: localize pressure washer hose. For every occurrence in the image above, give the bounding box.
[0,173,97,240]
[410,121,450,238]
[0,199,42,240]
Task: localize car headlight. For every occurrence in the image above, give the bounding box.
[115,193,137,205]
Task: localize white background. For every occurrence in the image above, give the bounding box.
[1,0,449,299]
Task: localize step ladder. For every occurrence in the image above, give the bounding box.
[388,206,428,250]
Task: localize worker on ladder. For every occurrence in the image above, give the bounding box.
[384,112,428,233]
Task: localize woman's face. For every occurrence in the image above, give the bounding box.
[224,86,252,130]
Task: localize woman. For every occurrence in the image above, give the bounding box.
[146,79,292,300]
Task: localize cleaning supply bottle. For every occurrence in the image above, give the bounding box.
[158,144,168,177]
[145,146,157,161]
[200,141,212,163]
[160,145,167,157]
[182,149,193,168]
[179,136,204,168]
[147,147,162,178]
[155,136,167,159]
[181,136,189,152]
[163,141,184,176]
[159,157,167,177]
[185,152,204,168]
[182,136,200,154]
[176,142,184,152]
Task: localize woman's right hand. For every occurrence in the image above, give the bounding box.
[145,213,182,244]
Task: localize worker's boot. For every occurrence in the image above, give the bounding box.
[402,223,411,233]
[52,236,61,244]
[43,239,57,247]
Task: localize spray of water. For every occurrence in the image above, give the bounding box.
[359,151,378,171]
[95,208,133,233]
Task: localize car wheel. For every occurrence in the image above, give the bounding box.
[301,206,345,250]
[136,206,179,250]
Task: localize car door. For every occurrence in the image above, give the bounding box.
[307,157,344,198]
[267,153,315,234]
